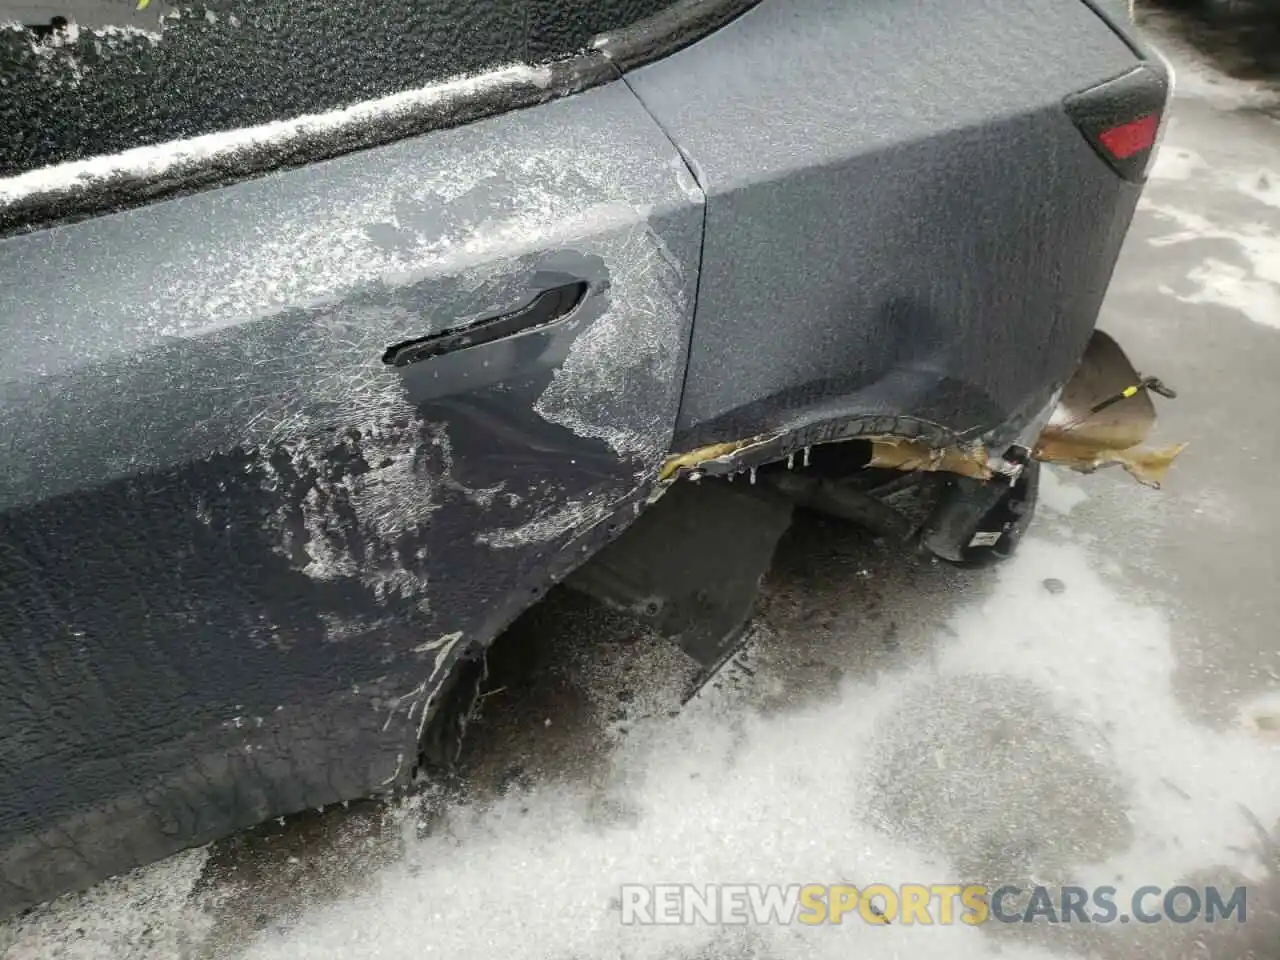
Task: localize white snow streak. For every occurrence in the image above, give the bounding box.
[477,496,614,549]
[0,848,210,960]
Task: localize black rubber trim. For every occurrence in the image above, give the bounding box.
[382,282,588,367]
[1077,0,1146,59]
[0,0,761,238]
[1064,64,1169,183]
[594,0,760,70]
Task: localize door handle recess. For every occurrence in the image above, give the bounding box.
[382,281,588,368]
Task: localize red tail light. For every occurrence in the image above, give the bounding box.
[1064,64,1170,182]
[1098,112,1160,160]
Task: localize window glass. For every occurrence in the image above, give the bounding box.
[0,0,679,177]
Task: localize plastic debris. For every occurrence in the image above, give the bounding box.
[1033,330,1186,489]
[867,437,994,480]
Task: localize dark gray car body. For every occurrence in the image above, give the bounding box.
[0,0,1161,914]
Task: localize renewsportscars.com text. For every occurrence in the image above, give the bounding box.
[618,883,1249,926]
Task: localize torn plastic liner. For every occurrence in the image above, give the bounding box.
[865,330,1184,489]
[1031,329,1186,488]
[662,330,1183,493]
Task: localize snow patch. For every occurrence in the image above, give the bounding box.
[227,537,1280,960]
[939,543,1279,891]
[0,19,165,97]
[1141,201,1280,330]
[4,19,86,86]
[0,847,210,960]
[92,24,165,44]
[1039,466,1089,516]
[1177,256,1280,330]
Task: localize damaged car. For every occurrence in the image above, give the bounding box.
[0,0,1181,914]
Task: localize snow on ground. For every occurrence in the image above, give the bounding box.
[223,530,1280,960]
[5,477,1277,960]
[0,849,211,959]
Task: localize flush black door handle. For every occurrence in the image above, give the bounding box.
[382,281,588,368]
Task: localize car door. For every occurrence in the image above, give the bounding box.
[0,77,703,913]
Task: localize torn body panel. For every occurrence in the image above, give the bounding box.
[605,0,1180,576]
[0,82,703,916]
[653,327,1181,570]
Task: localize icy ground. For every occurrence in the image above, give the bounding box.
[3,10,1280,960]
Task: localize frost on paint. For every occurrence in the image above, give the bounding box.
[253,420,452,603]
[480,215,691,549]
[477,496,615,550]
[0,18,162,92]
[196,136,691,593]
[1,20,87,88]
[533,222,688,462]
[2,69,693,631]
[246,207,690,587]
